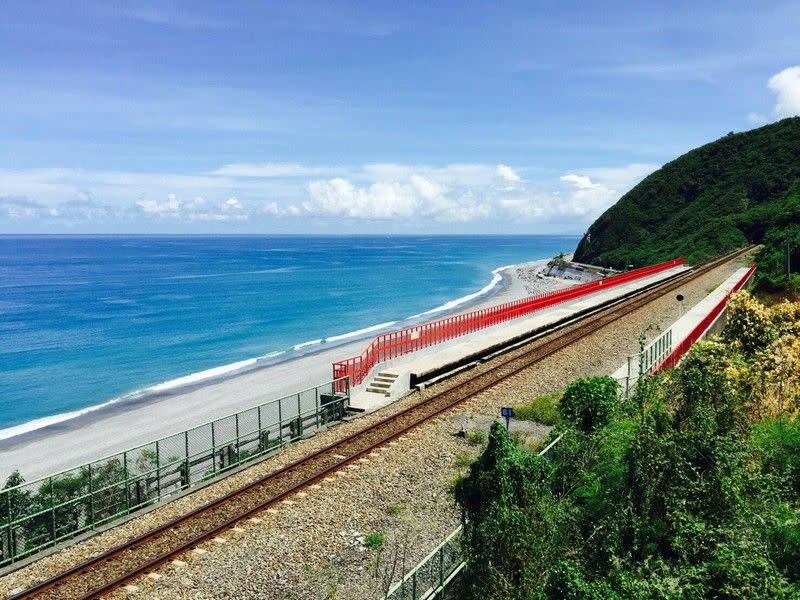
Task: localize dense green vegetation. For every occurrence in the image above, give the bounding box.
[574,117,800,292]
[454,292,800,599]
[513,392,561,426]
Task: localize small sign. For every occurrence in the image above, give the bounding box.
[501,406,513,430]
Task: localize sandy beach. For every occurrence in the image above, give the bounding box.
[0,258,568,482]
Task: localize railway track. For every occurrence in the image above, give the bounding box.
[10,247,753,600]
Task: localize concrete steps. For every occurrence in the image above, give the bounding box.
[365,371,399,396]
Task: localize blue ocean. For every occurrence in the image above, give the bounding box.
[0,235,577,436]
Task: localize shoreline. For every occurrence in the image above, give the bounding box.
[0,257,566,481]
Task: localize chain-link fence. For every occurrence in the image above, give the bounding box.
[0,379,349,568]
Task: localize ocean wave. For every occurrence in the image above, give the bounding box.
[0,398,123,442]
[148,358,260,393]
[0,350,297,442]
[163,267,297,280]
[325,321,397,344]
[293,339,323,351]
[408,264,513,319]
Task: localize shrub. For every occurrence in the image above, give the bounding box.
[559,376,618,433]
[514,392,560,425]
[466,430,487,446]
[676,341,749,434]
[723,291,777,355]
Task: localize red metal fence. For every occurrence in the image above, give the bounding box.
[653,263,756,372]
[333,258,685,389]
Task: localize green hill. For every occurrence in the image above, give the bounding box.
[574,117,800,291]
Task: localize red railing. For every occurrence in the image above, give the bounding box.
[654,263,756,372]
[333,258,685,390]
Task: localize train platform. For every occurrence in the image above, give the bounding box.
[612,265,755,394]
[348,263,691,413]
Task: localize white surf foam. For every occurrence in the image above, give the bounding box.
[325,321,398,344]
[0,398,123,441]
[293,339,323,351]
[408,264,513,320]
[0,352,292,442]
[148,358,259,393]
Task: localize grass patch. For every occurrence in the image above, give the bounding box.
[466,430,487,446]
[386,503,403,517]
[513,392,560,425]
[454,451,475,469]
[364,531,385,551]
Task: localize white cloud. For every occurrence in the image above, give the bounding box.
[768,66,800,118]
[305,178,419,220]
[0,161,659,231]
[582,163,658,190]
[496,164,521,183]
[135,194,248,222]
[260,201,282,216]
[212,163,336,178]
[557,163,658,217]
[0,196,46,219]
[409,175,447,201]
[361,163,499,187]
[560,174,604,191]
[224,197,243,211]
[136,193,182,217]
[121,7,231,29]
[747,112,768,124]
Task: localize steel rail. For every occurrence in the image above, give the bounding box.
[9,247,753,600]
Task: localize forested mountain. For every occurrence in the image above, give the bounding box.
[574,117,800,291]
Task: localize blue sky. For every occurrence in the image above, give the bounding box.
[1,1,799,234]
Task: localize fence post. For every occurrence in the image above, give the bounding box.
[5,490,12,562]
[211,422,217,476]
[49,476,56,543]
[315,387,320,429]
[235,413,240,463]
[123,451,130,513]
[297,393,302,437]
[278,399,283,444]
[88,462,94,529]
[183,431,190,489]
[155,440,161,501]
[625,355,631,399]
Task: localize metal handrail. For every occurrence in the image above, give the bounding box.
[336,259,685,389]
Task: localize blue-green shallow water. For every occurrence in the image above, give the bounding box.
[0,235,578,436]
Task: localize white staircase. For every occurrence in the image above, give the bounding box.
[365,371,399,396]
